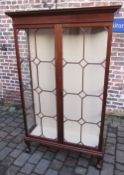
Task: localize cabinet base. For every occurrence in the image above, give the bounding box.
[24,135,103,158]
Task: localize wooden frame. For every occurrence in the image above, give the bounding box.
[6,5,121,159]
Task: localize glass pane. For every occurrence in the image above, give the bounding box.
[83,97,102,123]
[63,28,83,62]
[64,121,80,143]
[36,29,54,61]
[38,63,55,91]
[18,28,57,140]
[64,94,81,120]
[85,27,108,63]
[18,30,36,132]
[81,124,100,147]
[84,65,105,95]
[63,27,108,147]
[64,64,82,93]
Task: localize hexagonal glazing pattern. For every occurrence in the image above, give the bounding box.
[19,27,108,146]
[63,27,108,147]
[19,28,57,139]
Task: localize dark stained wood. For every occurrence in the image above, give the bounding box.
[55,25,64,143]
[62,22,112,28]
[14,24,54,29]
[98,24,113,151]
[13,28,29,136]
[5,5,121,17]
[11,13,113,26]
[6,6,121,26]
[24,135,103,157]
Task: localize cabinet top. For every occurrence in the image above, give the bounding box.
[5,5,121,26]
[6,5,121,17]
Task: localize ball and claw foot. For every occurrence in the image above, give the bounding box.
[25,146,31,153]
[24,141,31,153]
[95,158,102,170]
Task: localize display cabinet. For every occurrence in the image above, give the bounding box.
[6,5,120,164]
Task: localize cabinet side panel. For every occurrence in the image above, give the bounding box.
[17,30,36,133]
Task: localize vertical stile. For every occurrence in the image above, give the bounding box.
[55,25,64,143]
[98,24,113,151]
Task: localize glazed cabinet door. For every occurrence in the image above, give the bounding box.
[62,26,108,148]
[17,28,57,140]
[17,25,109,148]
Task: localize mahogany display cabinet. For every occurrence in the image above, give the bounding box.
[6,5,120,162]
